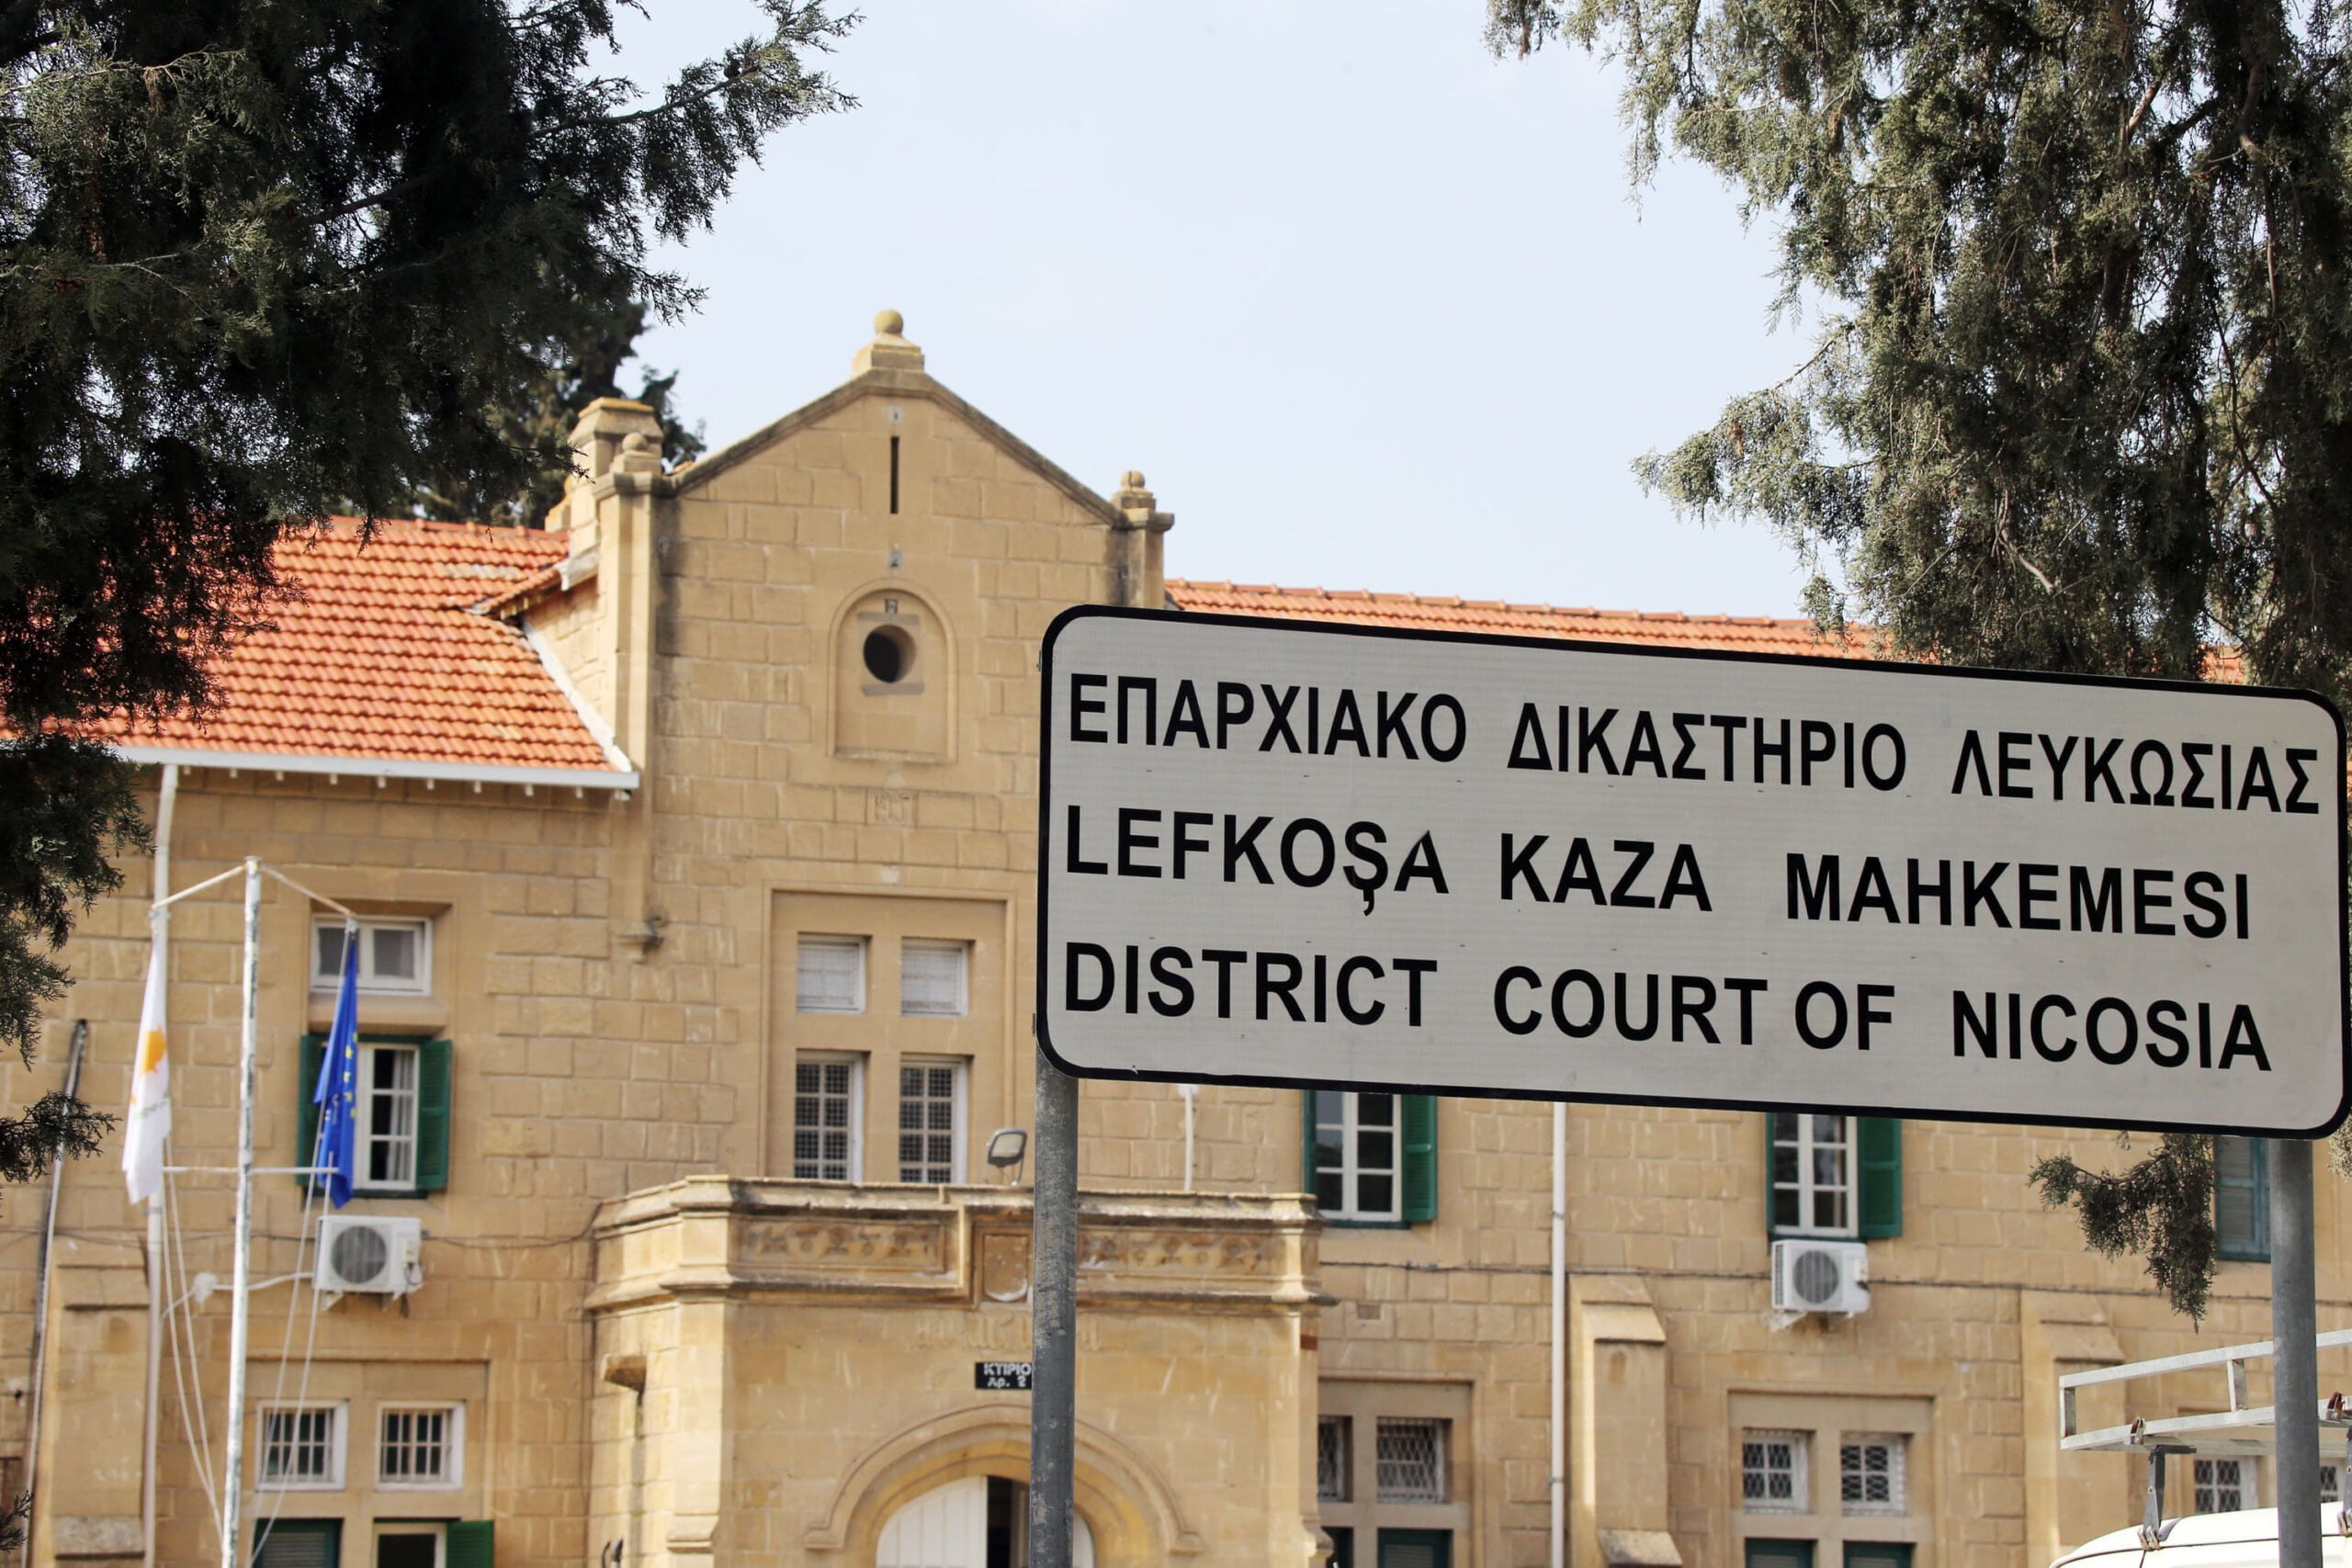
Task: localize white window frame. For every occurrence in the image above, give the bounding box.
[311,917,432,995]
[371,1521,447,1568]
[375,1403,464,1491]
[895,1055,967,1183]
[899,939,971,1018]
[1771,1113,1858,1237]
[351,1041,422,1194]
[792,1052,864,1181]
[796,935,867,1014]
[1839,1434,1905,1516]
[257,1403,346,1491]
[1313,1091,1403,1224]
[1742,1428,1810,1515]
[1373,1416,1449,1505]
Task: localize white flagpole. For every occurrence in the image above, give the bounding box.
[142,761,175,1568]
[218,858,261,1568]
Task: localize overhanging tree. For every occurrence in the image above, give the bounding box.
[1490,0,2352,1317]
[0,0,849,1220]
[399,296,708,526]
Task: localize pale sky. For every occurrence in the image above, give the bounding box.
[617,2,1825,616]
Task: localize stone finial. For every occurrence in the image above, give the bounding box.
[854,309,925,376]
[1112,470,1155,513]
[566,397,664,494]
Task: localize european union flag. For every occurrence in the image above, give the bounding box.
[312,923,360,1208]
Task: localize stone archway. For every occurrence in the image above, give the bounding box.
[804,1404,1204,1565]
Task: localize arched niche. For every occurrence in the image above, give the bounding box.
[803,1404,1204,1564]
[831,581,955,761]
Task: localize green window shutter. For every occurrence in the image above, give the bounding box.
[445,1521,493,1568]
[296,1035,325,1194]
[2215,1136,2270,1260]
[1744,1541,1814,1568]
[414,1038,454,1192]
[1857,1117,1903,1238]
[1401,1095,1438,1224]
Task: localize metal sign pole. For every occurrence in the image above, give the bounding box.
[1029,1044,1079,1568]
[2270,1136,2319,1568]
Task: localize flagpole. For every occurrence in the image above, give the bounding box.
[219,858,261,1568]
[141,761,175,1568]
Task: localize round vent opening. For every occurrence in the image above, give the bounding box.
[330,1224,389,1285]
[863,626,914,685]
[1790,1247,1842,1305]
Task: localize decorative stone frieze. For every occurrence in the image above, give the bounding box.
[587,1178,1317,1314]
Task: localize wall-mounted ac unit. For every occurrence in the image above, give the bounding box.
[1770,1237,1870,1315]
[317,1215,423,1295]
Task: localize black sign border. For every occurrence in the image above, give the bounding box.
[1035,603,2352,1139]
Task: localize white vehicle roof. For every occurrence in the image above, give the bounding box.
[2052,1508,2351,1568]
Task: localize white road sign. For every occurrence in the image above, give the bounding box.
[1035,607,2350,1134]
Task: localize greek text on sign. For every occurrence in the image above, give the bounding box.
[1035,607,2349,1135]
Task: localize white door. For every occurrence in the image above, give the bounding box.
[876,1475,987,1568]
[875,1476,1098,1568]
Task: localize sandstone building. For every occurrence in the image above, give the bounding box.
[9,314,2346,1568]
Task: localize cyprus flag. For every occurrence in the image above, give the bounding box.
[121,929,170,1205]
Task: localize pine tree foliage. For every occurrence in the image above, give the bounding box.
[2029,1134,2219,1317]
[1491,0,2351,1314]
[0,0,848,1173]
[1488,0,2352,694]
[400,296,707,526]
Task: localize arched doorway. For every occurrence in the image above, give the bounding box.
[875,1475,1098,1568]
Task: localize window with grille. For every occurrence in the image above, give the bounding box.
[796,936,865,1013]
[2195,1457,2248,1513]
[793,1056,861,1180]
[897,1058,964,1182]
[313,918,431,995]
[260,1405,344,1489]
[378,1405,459,1488]
[1840,1435,1905,1515]
[1742,1429,1809,1513]
[356,1043,419,1191]
[1771,1115,1856,1236]
[1374,1417,1447,1504]
[1316,1092,1401,1222]
[2324,1464,2341,1505]
[1318,1416,1351,1502]
[900,941,969,1017]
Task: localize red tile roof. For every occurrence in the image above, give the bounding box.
[1166,581,1880,658]
[97,518,622,778]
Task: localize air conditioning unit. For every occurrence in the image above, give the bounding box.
[317,1216,423,1295]
[1770,1237,1870,1315]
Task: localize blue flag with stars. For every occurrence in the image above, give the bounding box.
[312,924,360,1208]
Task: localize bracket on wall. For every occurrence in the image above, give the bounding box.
[616,913,667,958]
